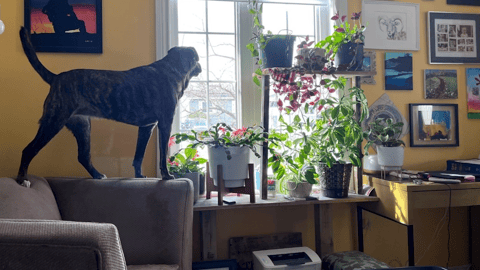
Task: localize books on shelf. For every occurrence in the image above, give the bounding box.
[447,159,480,173]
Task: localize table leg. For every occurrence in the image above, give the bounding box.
[315,204,334,257]
[200,211,217,261]
[470,206,480,270]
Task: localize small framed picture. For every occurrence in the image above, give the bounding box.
[24,0,103,53]
[424,69,458,99]
[361,50,376,85]
[193,260,238,270]
[409,103,459,147]
[362,0,420,51]
[428,12,480,64]
[385,52,413,90]
[466,68,480,119]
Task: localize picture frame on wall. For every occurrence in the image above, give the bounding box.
[428,12,480,64]
[24,0,103,53]
[409,103,459,147]
[361,50,376,85]
[447,0,480,6]
[362,0,420,51]
[385,52,413,90]
[424,69,458,99]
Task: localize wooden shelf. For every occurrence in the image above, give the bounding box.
[193,193,378,211]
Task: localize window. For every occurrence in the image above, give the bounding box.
[163,0,334,134]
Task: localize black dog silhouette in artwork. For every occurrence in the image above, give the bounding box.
[42,0,86,34]
[17,26,202,187]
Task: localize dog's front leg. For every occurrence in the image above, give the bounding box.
[158,121,174,180]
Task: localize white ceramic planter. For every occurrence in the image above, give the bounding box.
[296,48,326,67]
[286,181,313,198]
[208,146,250,188]
[363,154,381,174]
[377,146,404,167]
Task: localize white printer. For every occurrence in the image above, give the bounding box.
[253,247,322,270]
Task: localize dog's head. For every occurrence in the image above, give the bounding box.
[167,46,202,77]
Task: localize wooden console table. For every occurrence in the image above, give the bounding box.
[194,193,378,261]
[362,174,480,268]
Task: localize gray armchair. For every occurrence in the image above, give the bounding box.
[0,175,194,270]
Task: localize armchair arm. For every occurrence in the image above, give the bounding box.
[47,178,194,269]
[0,219,126,270]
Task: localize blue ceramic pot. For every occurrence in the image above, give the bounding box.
[260,35,296,68]
[335,42,364,71]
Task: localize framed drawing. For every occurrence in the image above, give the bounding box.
[409,103,459,147]
[424,69,458,99]
[362,0,420,51]
[447,0,480,6]
[193,260,238,270]
[385,52,413,90]
[465,68,480,119]
[361,50,376,85]
[24,0,102,53]
[428,12,480,64]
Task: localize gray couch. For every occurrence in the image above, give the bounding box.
[0,174,194,270]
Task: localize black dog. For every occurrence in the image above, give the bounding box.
[17,26,201,187]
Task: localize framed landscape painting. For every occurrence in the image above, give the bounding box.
[447,0,480,6]
[24,0,102,53]
[409,103,459,147]
[424,69,458,99]
[428,12,480,64]
[385,52,413,90]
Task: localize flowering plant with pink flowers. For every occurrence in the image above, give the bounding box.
[172,123,269,160]
[167,137,207,176]
[316,10,365,59]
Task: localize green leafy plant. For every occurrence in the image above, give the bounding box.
[172,123,268,159]
[366,118,405,148]
[268,115,318,194]
[315,11,366,59]
[309,77,370,167]
[167,144,207,176]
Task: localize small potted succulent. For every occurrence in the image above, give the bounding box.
[365,118,406,169]
[316,11,366,71]
[168,137,207,203]
[172,123,268,188]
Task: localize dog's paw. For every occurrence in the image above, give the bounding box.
[21,180,31,188]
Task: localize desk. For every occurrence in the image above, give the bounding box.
[194,193,378,260]
[362,174,480,268]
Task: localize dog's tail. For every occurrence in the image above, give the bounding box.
[19,27,55,85]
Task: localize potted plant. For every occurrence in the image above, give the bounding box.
[308,77,370,198]
[316,11,366,71]
[268,116,318,198]
[365,118,406,170]
[173,123,267,188]
[246,0,296,86]
[295,36,328,71]
[168,137,207,203]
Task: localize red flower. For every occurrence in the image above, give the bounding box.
[219,127,226,133]
[233,127,247,137]
[168,136,175,148]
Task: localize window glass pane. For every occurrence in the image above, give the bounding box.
[178,33,207,81]
[263,3,315,37]
[209,34,236,81]
[178,0,205,32]
[209,83,237,128]
[179,82,208,133]
[208,1,235,33]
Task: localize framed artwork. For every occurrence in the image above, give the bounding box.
[447,0,480,6]
[362,0,420,51]
[424,69,458,99]
[193,260,238,270]
[385,52,413,90]
[428,12,480,64]
[409,103,459,147]
[361,50,376,85]
[24,0,102,53]
[465,68,480,119]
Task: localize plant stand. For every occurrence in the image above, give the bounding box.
[206,163,255,206]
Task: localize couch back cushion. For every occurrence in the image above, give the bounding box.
[0,175,61,220]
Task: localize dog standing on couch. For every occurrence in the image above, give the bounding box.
[17,26,201,187]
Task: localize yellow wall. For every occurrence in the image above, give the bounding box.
[1,0,478,267]
[0,0,157,179]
